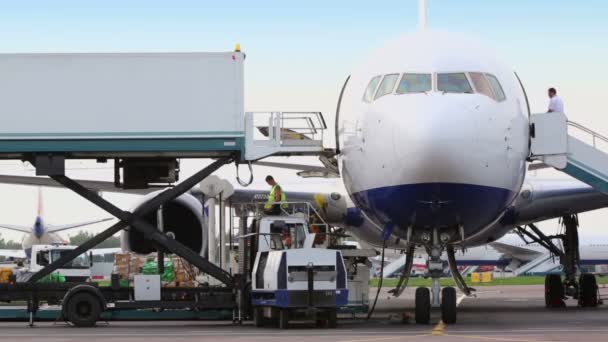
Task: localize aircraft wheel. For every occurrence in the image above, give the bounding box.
[415,287,431,324]
[545,274,565,308]
[579,273,598,307]
[441,287,457,324]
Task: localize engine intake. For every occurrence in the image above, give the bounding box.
[121,192,206,256]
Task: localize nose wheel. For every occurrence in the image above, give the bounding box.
[415,287,431,324]
[441,287,457,324]
[414,286,458,324]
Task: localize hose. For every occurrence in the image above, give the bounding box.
[366,240,386,320]
[235,161,253,187]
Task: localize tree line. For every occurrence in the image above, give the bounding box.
[0,230,120,249]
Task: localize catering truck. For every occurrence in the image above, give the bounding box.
[0,48,329,327]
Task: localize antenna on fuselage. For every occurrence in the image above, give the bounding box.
[419,0,428,30]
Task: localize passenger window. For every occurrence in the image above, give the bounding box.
[363,76,382,103]
[469,72,494,99]
[396,74,432,94]
[485,74,506,102]
[437,73,473,94]
[374,74,399,100]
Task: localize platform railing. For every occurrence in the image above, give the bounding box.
[244,111,328,160]
[246,111,325,146]
[568,120,608,151]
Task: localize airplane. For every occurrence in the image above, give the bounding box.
[0,188,113,259]
[1,1,608,325]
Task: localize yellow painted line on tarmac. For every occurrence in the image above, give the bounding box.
[444,334,543,342]
[431,320,446,336]
[339,334,428,342]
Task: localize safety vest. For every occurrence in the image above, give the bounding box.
[265,184,287,209]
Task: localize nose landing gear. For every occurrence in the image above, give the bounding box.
[387,228,470,325]
[410,229,469,324]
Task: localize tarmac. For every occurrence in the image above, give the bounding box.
[1,284,607,341]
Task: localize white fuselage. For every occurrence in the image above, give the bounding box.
[338,31,530,247]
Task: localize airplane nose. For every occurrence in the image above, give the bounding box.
[390,95,482,181]
[356,94,517,237]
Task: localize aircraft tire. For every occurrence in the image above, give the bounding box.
[441,286,457,324]
[545,274,565,308]
[415,287,431,324]
[579,273,598,307]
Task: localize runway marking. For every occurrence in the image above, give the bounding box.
[431,321,446,335]
[444,334,541,342]
[430,293,467,336]
[457,294,467,306]
[339,334,428,342]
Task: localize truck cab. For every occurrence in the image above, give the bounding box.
[254,215,321,252]
[29,245,91,283]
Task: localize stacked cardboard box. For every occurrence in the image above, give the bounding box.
[173,257,195,285]
[129,255,145,276]
[113,253,131,280]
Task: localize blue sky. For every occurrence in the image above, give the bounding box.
[1,1,607,112]
[1,1,608,240]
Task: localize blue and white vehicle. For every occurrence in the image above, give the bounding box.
[245,214,349,329]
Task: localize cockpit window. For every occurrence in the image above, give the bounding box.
[374,74,399,100]
[485,74,506,102]
[469,72,494,99]
[437,73,473,94]
[363,76,382,103]
[396,74,432,94]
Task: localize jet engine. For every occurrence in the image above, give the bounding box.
[120,191,207,256]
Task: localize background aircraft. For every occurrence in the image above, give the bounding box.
[0,188,112,258]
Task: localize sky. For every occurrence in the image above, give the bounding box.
[0,0,608,243]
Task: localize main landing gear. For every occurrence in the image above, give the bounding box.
[517,214,599,309]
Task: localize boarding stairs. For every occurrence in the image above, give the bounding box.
[382,254,408,278]
[513,252,558,276]
[530,112,608,193]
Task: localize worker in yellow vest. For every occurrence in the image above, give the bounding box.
[264,175,287,215]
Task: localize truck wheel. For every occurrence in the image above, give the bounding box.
[65,292,101,327]
[279,308,289,329]
[327,308,337,328]
[254,307,264,327]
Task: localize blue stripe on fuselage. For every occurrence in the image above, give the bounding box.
[351,183,514,238]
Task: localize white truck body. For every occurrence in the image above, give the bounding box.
[0,52,245,154]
